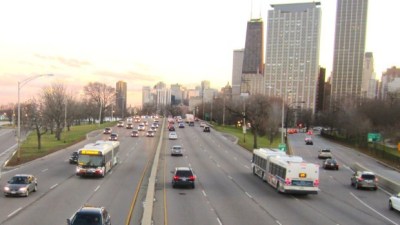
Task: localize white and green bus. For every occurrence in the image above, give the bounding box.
[76,141,119,177]
[252,148,319,195]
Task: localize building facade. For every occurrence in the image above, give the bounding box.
[265,2,321,112]
[361,52,378,99]
[241,18,264,95]
[116,81,127,118]
[331,0,369,105]
[380,66,400,101]
[232,49,244,96]
[142,86,152,106]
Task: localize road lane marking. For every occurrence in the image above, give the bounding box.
[50,183,58,189]
[41,168,48,172]
[8,207,22,218]
[350,192,399,225]
[245,192,252,199]
[244,165,250,169]
[202,190,207,197]
[94,185,100,192]
[217,217,223,225]
[228,176,233,180]
[233,157,237,160]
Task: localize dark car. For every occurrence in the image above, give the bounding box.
[131,130,139,137]
[178,123,185,128]
[4,174,38,197]
[168,125,175,131]
[69,151,79,164]
[126,123,134,129]
[351,171,378,190]
[203,126,210,132]
[172,167,196,189]
[322,158,339,170]
[109,133,118,141]
[305,137,313,145]
[103,127,112,134]
[67,205,111,225]
[188,121,195,126]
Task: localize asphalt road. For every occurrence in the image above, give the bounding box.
[0,121,399,225]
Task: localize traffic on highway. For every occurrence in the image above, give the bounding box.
[0,117,399,225]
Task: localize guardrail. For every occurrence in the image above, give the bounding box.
[351,163,400,193]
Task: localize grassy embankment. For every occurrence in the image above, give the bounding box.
[7,122,116,166]
[212,124,281,152]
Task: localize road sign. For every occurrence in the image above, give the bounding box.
[368,133,381,142]
[278,143,287,151]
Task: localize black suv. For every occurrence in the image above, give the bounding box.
[69,151,79,164]
[67,205,111,225]
[172,167,196,189]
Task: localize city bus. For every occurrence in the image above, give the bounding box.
[76,140,120,177]
[252,148,319,194]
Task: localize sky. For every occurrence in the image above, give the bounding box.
[0,0,399,107]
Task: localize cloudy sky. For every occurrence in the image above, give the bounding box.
[0,0,398,107]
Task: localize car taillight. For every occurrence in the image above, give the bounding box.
[189,176,196,181]
[285,178,291,185]
[375,177,378,182]
[357,178,364,182]
[173,176,180,181]
[313,179,320,187]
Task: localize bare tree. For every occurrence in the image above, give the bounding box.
[25,98,48,149]
[42,83,68,141]
[226,94,271,149]
[83,82,115,124]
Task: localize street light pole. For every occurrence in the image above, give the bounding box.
[285,101,305,144]
[17,74,53,160]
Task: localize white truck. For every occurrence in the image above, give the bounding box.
[185,114,194,123]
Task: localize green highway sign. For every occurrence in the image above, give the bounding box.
[278,143,287,151]
[368,133,381,142]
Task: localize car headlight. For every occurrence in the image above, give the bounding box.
[19,187,27,192]
[4,187,10,191]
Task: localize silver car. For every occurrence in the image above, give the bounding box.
[351,171,378,190]
[4,174,38,197]
[171,145,183,156]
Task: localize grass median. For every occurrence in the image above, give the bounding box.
[212,124,281,151]
[7,122,116,167]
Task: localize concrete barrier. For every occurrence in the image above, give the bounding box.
[351,163,400,193]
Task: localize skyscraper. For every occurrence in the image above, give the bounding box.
[232,49,244,96]
[361,52,377,99]
[331,0,369,105]
[265,2,321,112]
[116,81,127,118]
[241,18,264,95]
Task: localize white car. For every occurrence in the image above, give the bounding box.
[171,145,183,156]
[169,132,178,140]
[389,193,400,211]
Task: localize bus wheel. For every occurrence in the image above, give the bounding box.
[252,167,256,175]
[277,182,282,193]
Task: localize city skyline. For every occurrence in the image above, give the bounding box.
[0,0,399,107]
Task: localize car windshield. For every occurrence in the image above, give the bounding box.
[326,159,336,163]
[172,146,181,150]
[321,149,330,152]
[176,170,192,177]
[361,174,375,180]
[10,176,29,184]
[72,212,101,225]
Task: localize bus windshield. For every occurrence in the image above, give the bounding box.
[78,155,103,167]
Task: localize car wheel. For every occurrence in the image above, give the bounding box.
[389,200,393,210]
[25,190,29,197]
[172,184,176,189]
[191,184,195,189]
[356,183,361,189]
[253,167,256,175]
[34,184,37,192]
[373,186,377,191]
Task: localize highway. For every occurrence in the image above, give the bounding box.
[0,120,399,224]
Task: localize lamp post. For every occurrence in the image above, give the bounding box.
[17,74,53,160]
